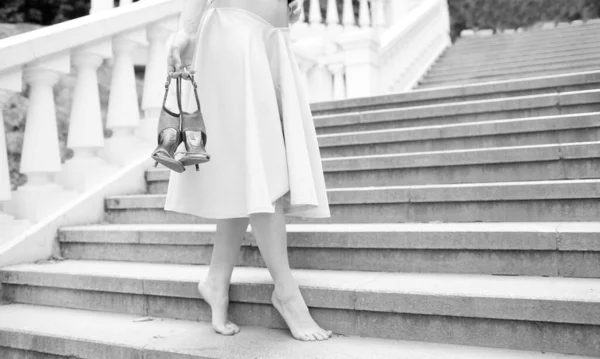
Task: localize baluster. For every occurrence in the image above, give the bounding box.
[297,60,314,93]
[0,93,31,241]
[338,33,381,98]
[328,64,346,100]
[141,19,175,141]
[0,94,12,209]
[103,30,149,166]
[342,0,356,29]
[310,65,334,102]
[309,0,323,26]
[90,0,114,14]
[9,57,78,222]
[57,41,119,192]
[301,0,308,24]
[372,0,387,29]
[326,0,341,28]
[358,0,371,28]
[387,0,409,25]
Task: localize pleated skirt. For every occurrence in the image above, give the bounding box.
[163,6,331,219]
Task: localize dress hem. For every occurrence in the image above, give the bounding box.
[164,204,331,220]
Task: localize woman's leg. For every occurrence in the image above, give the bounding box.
[249,197,333,341]
[198,217,249,335]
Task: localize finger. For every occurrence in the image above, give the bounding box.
[171,47,183,72]
[166,57,176,74]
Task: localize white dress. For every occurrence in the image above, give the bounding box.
[163,5,331,219]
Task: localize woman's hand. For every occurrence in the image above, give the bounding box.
[289,0,302,25]
[167,31,197,78]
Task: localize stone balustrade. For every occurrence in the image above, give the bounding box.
[381,0,451,93]
[0,0,183,242]
[0,0,450,243]
[291,0,450,101]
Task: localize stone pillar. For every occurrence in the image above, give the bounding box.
[0,97,31,241]
[342,0,357,30]
[102,30,149,166]
[10,59,78,222]
[140,19,174,141]
[358,0,371,28]
[297,60,314,92]
[57,42,119,192]
[0,71,31,241]
[308,64,334,102]
[386,0,409,26]
[0,95,10,205]
[90,0,114,14]
[338,31,381,98]
[328,64,346,100]
[309,0,323,28]
[326,0,342,32]
[371,0,387,29]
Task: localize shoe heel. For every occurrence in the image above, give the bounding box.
[195,164,200,171]
[154,161,159,168]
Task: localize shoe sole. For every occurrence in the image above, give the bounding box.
[152,155,186,173]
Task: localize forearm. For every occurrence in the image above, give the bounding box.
[177,0,209,37]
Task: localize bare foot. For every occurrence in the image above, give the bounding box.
[197,281,240,335]
[271,289,333,341]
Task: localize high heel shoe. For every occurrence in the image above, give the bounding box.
[179,74,210,171]
[150,76,186,173]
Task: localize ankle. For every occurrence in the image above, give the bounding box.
[200,276,231,293]
[273,283,302,303]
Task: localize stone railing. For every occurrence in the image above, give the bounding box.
[381,0,451,93]
[291,0,450,101]
[0,0,450,245]
[0,0,183,243]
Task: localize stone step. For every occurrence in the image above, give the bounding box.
[312,71,600,116]
[452,26,600,50]
[417,67,600,90]
[104,179,600,224]
[457,22,600,40]
[452,24,600,45]
[428,50,600,77]
[58,222,600,277]
[147,141,600,191]
[1,260,598,355]
[442,43,600,68]
[316,113,600,158]
[0,304,589,359]
[314,89,600,134]
[436,43,600,69]
[446,39,600,58]
[422,60,600,86]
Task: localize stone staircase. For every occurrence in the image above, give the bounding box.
[419,21,600,88]
[2,31,600,359]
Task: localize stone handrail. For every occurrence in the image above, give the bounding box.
[291,0,395,102]
[0,0,183,242]
[291,0,450,101]
[378,0,451,93]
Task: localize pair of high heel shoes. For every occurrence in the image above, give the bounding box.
[151,74,210,173]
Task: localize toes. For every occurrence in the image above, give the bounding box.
[214,323,239,336]
[320,329,333,338]
[227,323,241,334]
[300,333,312,341]
[314,332,327,341]
[215,327,234,335]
